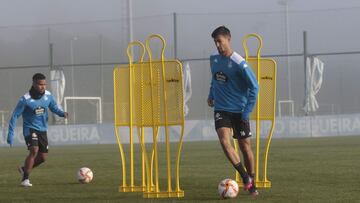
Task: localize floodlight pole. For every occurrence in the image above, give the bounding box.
[128,0,134,55]
[49,43,54,70]
[278,0,292,101]
[99,34,104,121]
[173,12,178,58]
[303,31,308,116]
[49,43,56,124]
[70,37,78,123]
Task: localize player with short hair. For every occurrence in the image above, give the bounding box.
[7,73,68,187]
[208,26,259,196]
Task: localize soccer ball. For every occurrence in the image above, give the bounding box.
[218,178,239,199]
[77,167,93,183]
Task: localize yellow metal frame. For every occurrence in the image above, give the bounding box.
[114,40,147,192]
[143,34,185,198]
[234,34,277,188]
[113,34,185,198]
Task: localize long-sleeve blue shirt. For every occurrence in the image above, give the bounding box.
[7,90,65,144]
[208,51,259,119]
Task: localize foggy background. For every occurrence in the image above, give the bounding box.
[1,0,360,124]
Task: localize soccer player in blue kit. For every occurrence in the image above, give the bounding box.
[208,26,259,196]
[7,73,68,187]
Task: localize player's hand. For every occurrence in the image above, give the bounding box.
[207,99,214,107]
[64,112,69,118]
[7,134,13,147]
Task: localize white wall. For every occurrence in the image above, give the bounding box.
[2,113,360,147]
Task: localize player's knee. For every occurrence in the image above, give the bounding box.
[239,141,251,152]
[220,139,233,151]
[29,147,39,157]
[219,137,229,146]
[243,145,253,154]
[40,153,48,162]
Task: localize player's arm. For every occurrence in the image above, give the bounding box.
[241,61,259,119]
[49,96,67,118]
[207,79,215,107]
[7,97,26,145]
[208,57,215,107]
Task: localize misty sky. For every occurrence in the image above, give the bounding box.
[1,0,360,27]
[1,0,360,118]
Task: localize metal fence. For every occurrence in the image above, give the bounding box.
[1,8,360,126]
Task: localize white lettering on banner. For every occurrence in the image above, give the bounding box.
[245,115,360,138]
[341,118,351,132]
[353,118,360,131]
[319,119,329,134]
[330,118,338,133]
[3,114,360,147]
[49,126,100,143]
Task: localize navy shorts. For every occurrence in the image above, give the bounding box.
[25,129,48,153]
[214,111,252,139]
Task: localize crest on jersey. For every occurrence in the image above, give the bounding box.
[214,72,228,83]
[34,106,45,116]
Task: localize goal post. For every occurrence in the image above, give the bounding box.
[63,96,102,124]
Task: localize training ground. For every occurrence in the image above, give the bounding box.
[0,136,359,202]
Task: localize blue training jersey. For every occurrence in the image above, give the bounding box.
[208,51,259,119]
[7,90,65,143]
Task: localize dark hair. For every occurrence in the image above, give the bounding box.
[32,73,46,82]
[211,26,231,38]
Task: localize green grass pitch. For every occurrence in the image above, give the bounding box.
[0,136,359,202]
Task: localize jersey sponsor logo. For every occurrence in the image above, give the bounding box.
[214,72,228,83]
[228,61,233,68]
[214,58,218,63]
[34,106,45,116]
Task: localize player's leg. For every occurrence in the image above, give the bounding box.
[234,118,258,196]
[23,146,39,176]
[33,152,48,168]
[215,111,251,187]
[237,137,255,177]
[238,137,258,196]
[20,130,44,186]
[33,131,49,168]
[216,127,240,165]
[20,144,38,186]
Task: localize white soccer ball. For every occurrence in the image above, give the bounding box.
[77,167,93,183]
[218,178,239,199]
